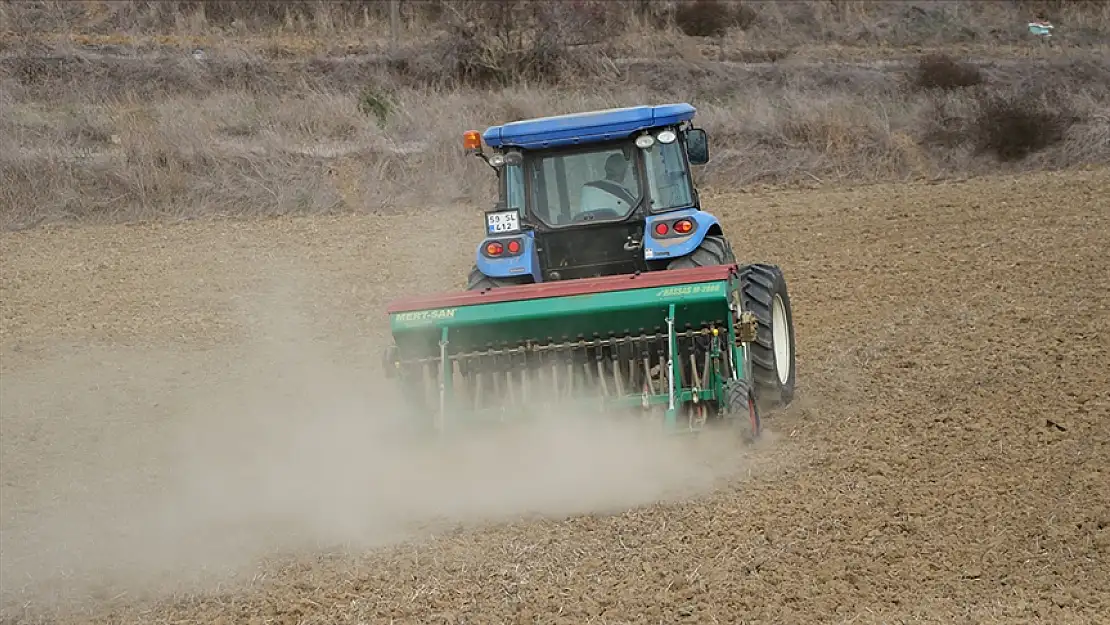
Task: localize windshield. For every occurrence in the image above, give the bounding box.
[643,138,694,211]
[526,145,642,227]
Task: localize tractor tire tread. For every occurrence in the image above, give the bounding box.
[666,235,736,270]
[722,377,760,443]
[738,262,796,412]
[466,265,530,291]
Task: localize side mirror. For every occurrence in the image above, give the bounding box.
[686,128,709,165]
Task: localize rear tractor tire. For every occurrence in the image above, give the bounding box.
[738,263,796,413]
[466,265,531,291]
[665,234,736,270]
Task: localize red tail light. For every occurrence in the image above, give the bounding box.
[485,241,504,256]
[673,219,694,234]
[654,223,669,236]
[507,239,521,253]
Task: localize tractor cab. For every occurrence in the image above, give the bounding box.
[465,104,715,286]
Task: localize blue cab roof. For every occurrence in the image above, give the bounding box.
[482,103,696,150]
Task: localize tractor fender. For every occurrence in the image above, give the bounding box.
[474,230,542,283]
[643,209,723,262]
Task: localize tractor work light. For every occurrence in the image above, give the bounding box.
[635,134,655,149]
[464,130,482,153]
[674,219,694,234]
[657,129,677,144]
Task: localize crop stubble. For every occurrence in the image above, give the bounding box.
[1,168,1108,624]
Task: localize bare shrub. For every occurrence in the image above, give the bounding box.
[396,0,621,88]
[918,93,974,150]
[357,86,393,128]
[973,89,1075,162]
[674,0,757,37]
[914,53,984,90]
[9,56,69,88]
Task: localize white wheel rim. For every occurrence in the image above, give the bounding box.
[772,294,791,385]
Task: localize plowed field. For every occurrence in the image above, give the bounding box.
[2,168,1109,624]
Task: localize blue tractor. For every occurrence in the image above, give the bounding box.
[463,103,738,288]
[453,103,796,413]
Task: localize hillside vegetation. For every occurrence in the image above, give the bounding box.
[1,0,1108,228]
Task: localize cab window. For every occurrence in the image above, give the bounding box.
[527,146,642,227]
[504,163,525,210]
[643,139,694,212]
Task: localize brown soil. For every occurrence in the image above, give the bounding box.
[2,168,1109,624]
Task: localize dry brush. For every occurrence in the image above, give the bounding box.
[1,0,1108,228]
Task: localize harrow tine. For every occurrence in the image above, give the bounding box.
[551,356,560,401]
[632,336,645,391]
[456,358,469,409]
[422,361,433,409]
[503,352,515,408]
[520,352,529,405]
[474,365,483,410]
[596,355,609,397]
[612,346,625,398]
[536,348,547,393]
[491,353,502,404]
[452,359,462,402]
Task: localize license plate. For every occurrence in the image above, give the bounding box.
[486,210,520,234]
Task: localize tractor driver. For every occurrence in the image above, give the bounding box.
[604,152,628,184]
[577,153,638,220]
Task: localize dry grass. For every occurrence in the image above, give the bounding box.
[1,1,1109,228]
[6,1,1110,49]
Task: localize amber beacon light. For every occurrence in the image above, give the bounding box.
[463,130,482,153]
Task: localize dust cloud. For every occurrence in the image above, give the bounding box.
[0,268,750,614]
